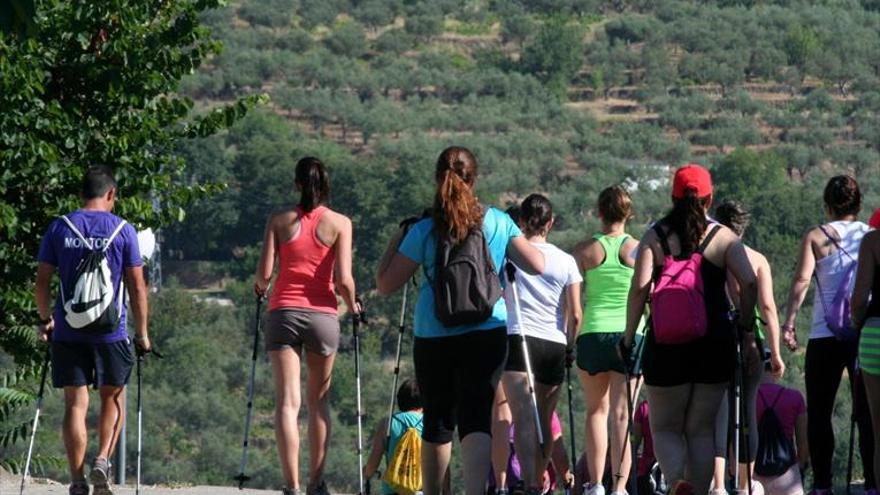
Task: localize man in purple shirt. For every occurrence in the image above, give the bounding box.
[35,166,152,495]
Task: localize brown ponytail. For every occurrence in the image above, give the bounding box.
[433,146,483,243]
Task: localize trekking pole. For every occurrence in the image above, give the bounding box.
[136,354,144,495]
[732,323,755,495]
[565,358,577,495]
[19,347,50,495]
[505,263,545,452]
[353,307,366,495]
[136,345,163,495]
[616,332,646,495]
[234,295,264,489]
[385,281,410,441]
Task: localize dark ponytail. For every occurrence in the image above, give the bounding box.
[663,191,710,254]
[519,194,553,237]
[295,157,330,212]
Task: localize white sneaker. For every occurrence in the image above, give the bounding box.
[736,481,765,495]
[584,483,606,495]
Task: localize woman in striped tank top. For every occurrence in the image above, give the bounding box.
[571,186,643,495]
[255,157,360,495]
[853,221,880,494]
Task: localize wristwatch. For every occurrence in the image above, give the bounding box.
[37,315,52,325]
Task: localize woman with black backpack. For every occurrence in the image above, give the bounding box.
[782,176,875,495]
[621,164,759,495]
[376,146,544,495]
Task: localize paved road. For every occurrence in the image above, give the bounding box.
[2,478,286,495]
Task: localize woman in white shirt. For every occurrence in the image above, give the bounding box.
[782,175,875,495]
[502,194,583,495]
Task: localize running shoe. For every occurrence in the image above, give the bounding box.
[584,482,606,495]
[69,480,89,495]
[90,457,113,495]
[307,480,330,495]
[282,488,301,495]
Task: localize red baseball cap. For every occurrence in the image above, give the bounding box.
[672,164,713,200]
[870,208,880,229]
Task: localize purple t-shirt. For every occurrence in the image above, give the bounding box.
[37,210,142,344]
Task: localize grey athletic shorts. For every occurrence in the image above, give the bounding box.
[265,308,340,356]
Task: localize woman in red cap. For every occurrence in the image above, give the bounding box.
[870,208,880,230]
[621,164,758,495]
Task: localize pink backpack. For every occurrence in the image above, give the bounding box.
[650,224,722,344]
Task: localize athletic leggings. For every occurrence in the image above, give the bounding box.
[805,337,875,490]
[714,367,762,462]
[414,327,508,444]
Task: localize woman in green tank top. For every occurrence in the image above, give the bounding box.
[571,186,644,495]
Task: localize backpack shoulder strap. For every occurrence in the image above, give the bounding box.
[770,387,786,409]
[59,215,93,250]
[697,224,722,254]
[652,224,671,257]
[102,220,128,253]
[817,224,856,262]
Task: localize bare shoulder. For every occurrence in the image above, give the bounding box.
[705,224,739,254]
[572,236,603,268]
[269,207,298,226]
[572,237,598,257]
[639,226,659,246]
[622,235,640,252]
[746,247,770,272]
[323,208,352,231]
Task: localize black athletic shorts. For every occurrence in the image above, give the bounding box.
[504,334,566,386]
[414,327,508,444]
[51,339,134,388]
[641,324,735,387]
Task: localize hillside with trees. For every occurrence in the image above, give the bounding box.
[4,0,880,492]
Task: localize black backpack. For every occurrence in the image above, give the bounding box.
[755,388,797,477]
[432,222,502,327]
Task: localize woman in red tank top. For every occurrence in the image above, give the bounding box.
[254,157,360,495]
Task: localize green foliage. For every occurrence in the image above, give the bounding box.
[239,0,298,28]
[0,0,264,466]
[784,24,819,70]
[9,0,880,490]
[520,17,584,96]
[324,20,367,57]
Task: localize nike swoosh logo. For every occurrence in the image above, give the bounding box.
[71,296,106,313]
